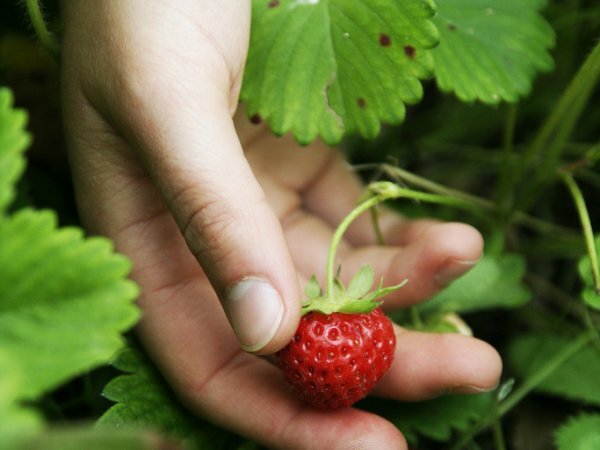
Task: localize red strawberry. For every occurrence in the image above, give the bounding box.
[278,266,405,409]
[278,307,396,409]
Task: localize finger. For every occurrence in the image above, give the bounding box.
[338,222,483,306]
[302,150,384,245]
[282,211,483,307]
[373,325,502,400]
[106,74,302,353]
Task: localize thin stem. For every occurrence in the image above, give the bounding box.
[24,0,60,60]
[369,207,386,246]
[497,332,592,416]
[325,183,474,299]
[496,104,519,212]
[516,40,600,211]
[559,171,600,292]
[492,418,507,450]
[380,164,575,237]
[451,332,592,449]
[327,196,381,299]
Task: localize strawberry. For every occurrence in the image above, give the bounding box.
[278,267,405,409]
[278,307,395,409]
[277,182,410,409]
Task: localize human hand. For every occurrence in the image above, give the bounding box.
[61,1,501,448]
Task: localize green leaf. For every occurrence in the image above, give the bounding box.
[304,275,321,300]
[508,334,600,406]
[242,0,439,145]
[416,253,530,316]
[0,350,43,449]
[346,265,374,298]
[578,235,600,310]
[555,414,600,450]
[15,428,166,450]
[98,346,247,449]
[0,209,140,400]
[432,0,555,104]
[363,393,493,443]
[0,87,31,213]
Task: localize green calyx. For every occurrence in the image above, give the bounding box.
[301,266,407,316]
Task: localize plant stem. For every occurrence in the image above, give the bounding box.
[516,40,600,211]
[24,0,60,60]
[380,164,575,237]
[496,104,519,213]
[451,332,592,449]
[369,206,386,246]
[559,171,600,292]
[325,182,473,299]
[497,332,592,416]
[492,418,507,450]
[327,195,381,299]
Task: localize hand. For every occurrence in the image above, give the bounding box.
[61,1,502,448]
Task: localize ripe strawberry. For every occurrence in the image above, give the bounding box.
[278,308,396,409]
[277,182,412,409]
[278,266,405,409]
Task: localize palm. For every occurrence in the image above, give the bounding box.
[74,111,497,448]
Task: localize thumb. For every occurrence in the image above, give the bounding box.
[122,88,301,354]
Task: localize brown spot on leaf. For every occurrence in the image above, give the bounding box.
[268,0,280,8]
[356,97,366,108]
[379,33,391,47]
[249,113,262,124]
[448,23,457,31]
[404,45,416,59]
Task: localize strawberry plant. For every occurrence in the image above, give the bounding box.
[1,0,600,449]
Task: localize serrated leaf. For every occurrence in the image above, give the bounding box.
[0,209,140,400]
[98,346,247,449]
[432,0,555,104]
[508,334,600,405]
[0,87,30,213]
[346,265,374,298]
[578,235,600,310]
[417,253,530,316]
[304,275,321,299]
[0,350,43,449]
[16,428,164,450]
[555,414,600,450]
[363,393,492,443]
[242,0,439,145]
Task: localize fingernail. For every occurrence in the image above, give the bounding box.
[225,278,284,353]
[435,258,479,288]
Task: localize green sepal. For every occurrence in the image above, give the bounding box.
[338,299,383,314]
[346,265,374,299]
[304,275,322,300]
[300,265,406,316]
[363,278,409,302]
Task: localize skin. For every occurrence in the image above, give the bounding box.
[61,1,502,449]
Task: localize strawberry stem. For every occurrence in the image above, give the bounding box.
[325,182,474,300]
